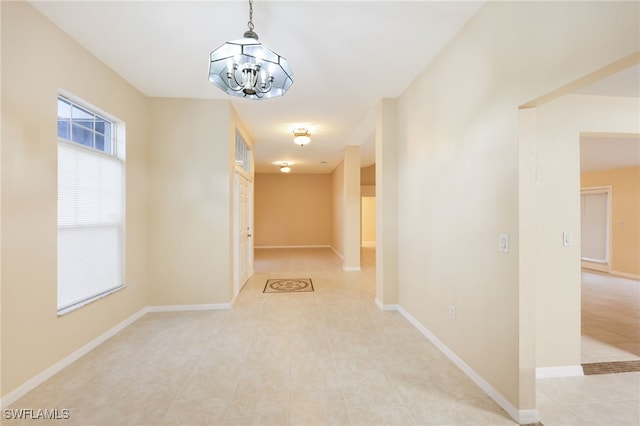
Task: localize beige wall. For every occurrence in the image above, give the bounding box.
[253,173,331,247]
[581,166,640,277]
[361,197,376,243]
[331,161,345,257]
[1,1,149,396]
[361,164,376,186]
[376,99,399,307]
[533,95,639,369]
[147,98,235,306]
[343,146,361,270]
[391,0,639,414]
[1,2,247,400]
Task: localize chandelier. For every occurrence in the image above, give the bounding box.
[208,0,293,100]
[293,128,311,146]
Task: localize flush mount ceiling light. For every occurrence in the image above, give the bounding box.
[280,162,291,173]
[293,128,311,146]
[208,0,293,100]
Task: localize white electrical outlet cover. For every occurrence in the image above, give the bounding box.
[499,234,509,253]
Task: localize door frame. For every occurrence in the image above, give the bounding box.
[580,185,612,273]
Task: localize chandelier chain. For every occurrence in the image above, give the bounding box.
[247,0,254,31]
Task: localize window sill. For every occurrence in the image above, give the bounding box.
[57,285,126,316]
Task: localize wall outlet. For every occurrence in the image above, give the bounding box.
[449,304,456,320]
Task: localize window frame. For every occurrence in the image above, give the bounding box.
[57,93,126,315]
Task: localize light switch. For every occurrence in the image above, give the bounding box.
[499,234,509,253]
[563,230,572,247]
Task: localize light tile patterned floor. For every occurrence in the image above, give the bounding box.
[4,248,639,425]
[536,269,639,426]
[581,270,640,364]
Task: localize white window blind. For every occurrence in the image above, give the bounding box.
[57,140,124,314]
[581,192,609,263]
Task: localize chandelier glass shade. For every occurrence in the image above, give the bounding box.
[208,1,293,99]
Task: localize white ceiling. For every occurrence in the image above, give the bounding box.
[30,0,484,173]
[581,134,640,173]
[26,1,640,175]
[577,64,640,173]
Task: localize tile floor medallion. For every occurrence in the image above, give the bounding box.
[263,278,314,293]
[582,360,640,375]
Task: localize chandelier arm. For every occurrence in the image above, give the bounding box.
[256,76,274,94]
[226,67,245,92]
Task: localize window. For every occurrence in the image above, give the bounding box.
[58,96,114,154]
[581,188,610,265]
[235,131,252,174]
[57,95,125,314]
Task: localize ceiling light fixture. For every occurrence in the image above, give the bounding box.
[208,0,293,100]
[293,128,311,146]
[280,162,291,173]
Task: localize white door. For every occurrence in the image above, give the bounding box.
[234,171,253,296]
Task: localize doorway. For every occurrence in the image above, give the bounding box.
[521,60,640,374]
[361,196,376,247]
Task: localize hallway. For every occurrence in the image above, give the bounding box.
[4,248,638,425]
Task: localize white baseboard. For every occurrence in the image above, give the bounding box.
[1,302,233,409]
[395,305,540,425]
[581,261,609,273]
[374,298,398,311]
[611,270,640,280]
[1,307,149,409]
[536,365,584,379]
[254,245,330,249]
[147,303,232,312]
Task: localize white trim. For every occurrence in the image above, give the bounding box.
[1,307,149,409]
[254,245,330,249]
[580,186,612,271]
[147,303,232,312]
[374,298,398,311]
[343,266,361,272]
[57,285,125,316]
[536,365,584,379]
[581,260,609,273]
[395,305,540,425]
[611,270,640,280]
